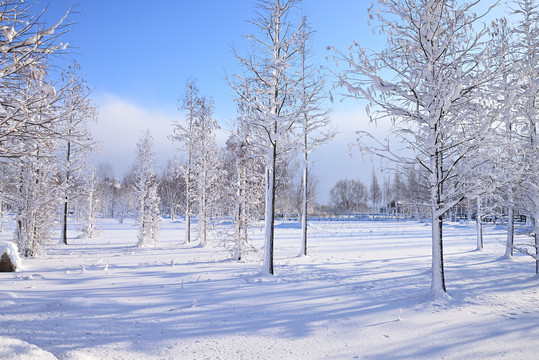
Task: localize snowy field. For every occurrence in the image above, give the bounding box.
[1,218,538,360]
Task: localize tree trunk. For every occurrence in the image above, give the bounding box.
[0,200,4,234]
[200,167,207,246]
[237,165,248,246]
[535,232,539,275]
[467,198,472,223]
[185,168,191,244]
[505,206,514,258]
[534,231,539,274]
[61,140,71,245]
[431,148,446,295]
[431,212,446,294]
[263,143,276,275]
[301,145,308,256]
[241,174,248,246]
[235,202,242,261]
[534,216,539,275]
[476,197,483,251]
[61,200,68,245]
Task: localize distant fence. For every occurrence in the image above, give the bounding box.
[275,214,409,222]
[275,213,528,223]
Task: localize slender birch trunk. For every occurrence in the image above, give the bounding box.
[263,144,277,275]
[61,139,71,245]
[301,131,308,256]
[431,149,446,295]
[185,168,191,244]
[431,211,446,294]
[535,232,539,275]
[505,206,514,258]
[476,197,483,251]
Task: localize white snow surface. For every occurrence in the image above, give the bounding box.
[0,336,57,360]
[0,218,538,359]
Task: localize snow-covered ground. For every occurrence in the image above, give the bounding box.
[1,218,537,359]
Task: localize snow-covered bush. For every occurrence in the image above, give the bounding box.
[0,241,23,271]
[133,131,161,247]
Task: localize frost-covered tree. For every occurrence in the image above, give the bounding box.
[116,171,136,223]
[58,61,97,245]
[133,131,161,247]
[297,19,334,256]
[191,95,220,246]
[230,0,305,275]
[392,172,405,202]
[0,1,70,160]
[158,159,185,221]
[274,158,299,217]
[402,165,430,220]
[170,79,199,244]
[223,124,265,259]
[79,169,100,241]
[13,153,60,256]
[370,171,382,213]
[485,16,521,258]
[94,163,119,218]
[295,169,319,219]
[0,2,72,241]
[508,0,539,272]
[171,80,220,246]
[9,69,67,256]
[333,0,497,295]
[10,77,63,256]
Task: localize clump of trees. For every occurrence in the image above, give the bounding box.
[7,0,539,294]
[228,0,334,272]
[327,167,428,219]
[332,0,539,294]
[0,2,97,256]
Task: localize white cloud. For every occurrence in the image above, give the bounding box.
[89,93,394,204]
[90,94,180,178]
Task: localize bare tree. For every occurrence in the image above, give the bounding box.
[329,178,368,215]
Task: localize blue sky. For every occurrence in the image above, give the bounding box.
[40,0,502,204]
[43,1,372,113]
